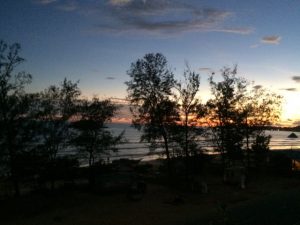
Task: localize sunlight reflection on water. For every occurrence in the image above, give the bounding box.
[106,124,300,161]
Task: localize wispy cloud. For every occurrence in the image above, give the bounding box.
[33,0,252,36]
[106,76,116,80]
[210,27,254,35]
[292,76,300,83]
[100,0,253,35]
[33,0,58,4]
[251,35,282,48]
[261,35,281,45]
[280,88,297,91]
[99,0,234,34]
[199,67,213,73]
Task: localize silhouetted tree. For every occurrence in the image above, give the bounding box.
[36,79,80,189]
[174,66,204,177]
[206,66,282,169]
[126,53,179,176]
[0,40,33,196]
[206,66,247,167]
[71,98,123,186]
[244,86,282,167]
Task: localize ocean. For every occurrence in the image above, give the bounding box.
[107,123,300,161]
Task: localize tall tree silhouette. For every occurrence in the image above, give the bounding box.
[206,66,282,169]
[206,67,247,167]
[0,40,33,196]
[71,98,123,186]
[36,79,80,190]
[243,85,282,167]
[126,53,179,176]
[174,66,203,177]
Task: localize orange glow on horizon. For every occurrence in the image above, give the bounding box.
[110,91,300,127]
[112,117,131,124]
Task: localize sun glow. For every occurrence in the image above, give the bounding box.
[280,92,300,126]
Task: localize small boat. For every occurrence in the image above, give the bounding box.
[288,132,298,138]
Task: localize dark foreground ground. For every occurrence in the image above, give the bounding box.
[1,169,300,225]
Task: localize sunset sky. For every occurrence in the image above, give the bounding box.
[1,0,300,125]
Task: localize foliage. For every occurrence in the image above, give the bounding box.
[0,40,34,196]
[34,79,80,189]
[174,66,203,157]
[71,98,124,167]
[251,134,272,168]
[242,85,282,167]
[206,66,282,167]
[247,86,282,128]
[251,134,271,153]
[172,66,205,178]
[71,98,124,185]
[36,79,80,160]
[126,53,179,174]
[206,66,247,163]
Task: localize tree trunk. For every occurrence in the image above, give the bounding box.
[184,113,189,181]
[8,133,20,197]
[9,153,20,197]
[50,162,55,191]
[162,128,171,177]
[246,124,250,169]
[88,151,95,186]
[220,125,226,171]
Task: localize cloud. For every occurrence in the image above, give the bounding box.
[280,88,297,91]
[106,76,116,80]
[199,67,213,73]
[33,0,253,36]
[40,0,252,36]
[261,35,281,45]
[33,0,58,4]
[210,27,254,35]
[101,1,235,34]
[253,85,263,90]
[251,35,282,47]
[292,76,300,83]
[33,0,78,11]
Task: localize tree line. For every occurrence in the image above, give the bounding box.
[0,41,124,196]
[126,53,282,178]
[0,41,282,196]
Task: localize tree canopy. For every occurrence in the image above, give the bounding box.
[205,66,282,167]
[0,40,33,196]
[126,53,179,174]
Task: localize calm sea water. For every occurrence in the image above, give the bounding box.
[266,130,300,150]
[107,123,300,161]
